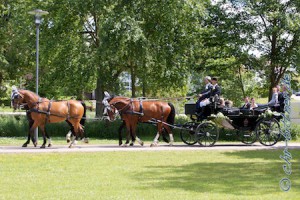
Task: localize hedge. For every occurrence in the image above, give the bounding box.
[1,115,299,142]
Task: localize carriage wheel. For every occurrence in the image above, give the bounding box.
[255,118,281,146]
[240,129,257,145]
[180,122,199,145]
[196,122,219,147]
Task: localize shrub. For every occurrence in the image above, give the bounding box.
[1,115,299,142]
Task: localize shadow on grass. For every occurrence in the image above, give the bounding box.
[133,151,300,196]
[224,149,300,161]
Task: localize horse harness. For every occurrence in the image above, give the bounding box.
[112,99,144,119]
[111,99,166,123]
[28,99,71,123]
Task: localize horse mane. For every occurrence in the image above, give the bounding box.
[19,89,43,99]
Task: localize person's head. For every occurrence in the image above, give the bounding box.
[244,96,249,103]
[211,77,218,85]
[203,76,211,84]
[281,85,287,92]
[251,97,255,104]
[272,87,278,93]
[276,85,281,92]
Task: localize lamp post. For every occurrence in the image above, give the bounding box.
[28,9,48,142]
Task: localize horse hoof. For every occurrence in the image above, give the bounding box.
[48,144,52,148]
[40,145,46,149]
[69,145,73,148]
[141,142,144,146]
[150,143,157,147]
[22,143,28,148]
[130,143,134,146]
[34,142,37,147]
[83,138,89,143]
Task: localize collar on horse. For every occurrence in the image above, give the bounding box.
[112,98,144,117]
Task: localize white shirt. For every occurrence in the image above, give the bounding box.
[205,83,212,90]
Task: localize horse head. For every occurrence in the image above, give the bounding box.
[102,91,118,121]
[10,86,25,110]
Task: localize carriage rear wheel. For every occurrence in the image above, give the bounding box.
[255,118,280,146]
[180,122,199,145]
[196,122,219,147]
[240,129,257,145]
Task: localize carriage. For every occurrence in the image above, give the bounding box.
[180,96,282,147]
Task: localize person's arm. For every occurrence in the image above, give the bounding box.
[268,93,278,106]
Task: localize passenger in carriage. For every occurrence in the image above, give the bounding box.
[240,96,250,109]
[196,77,221,116]
[195,76,212,112]
[277,85,288,112]
[249,98,258,110]
[268,87,279,106]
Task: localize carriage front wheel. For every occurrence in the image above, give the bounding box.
[239,129,257,145]
[180,122,199,145]
[196,122,219,147]
[255,118,280,146]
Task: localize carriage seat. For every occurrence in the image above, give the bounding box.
[222,107,240,116]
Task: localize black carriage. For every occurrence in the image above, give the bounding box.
[180,97,282,147]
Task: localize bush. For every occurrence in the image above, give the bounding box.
[1,115,299,142]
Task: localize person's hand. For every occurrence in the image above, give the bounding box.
[198,94,202,98]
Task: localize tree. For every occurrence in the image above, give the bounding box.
[199,0,300,100]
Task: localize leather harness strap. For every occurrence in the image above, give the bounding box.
[45,100,52,123]
[67,101,70,120]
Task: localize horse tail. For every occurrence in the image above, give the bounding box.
[167,102,175,127]
[80,102,87,126]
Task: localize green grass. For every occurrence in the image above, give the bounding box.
[0,150,299,200]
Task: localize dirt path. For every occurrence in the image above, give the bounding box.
[0,142,298,154]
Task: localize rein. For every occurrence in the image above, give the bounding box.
[111,99,144,116]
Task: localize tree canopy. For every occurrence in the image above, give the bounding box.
[0,0,299,114]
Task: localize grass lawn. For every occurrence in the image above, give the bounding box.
[0,149,299,200]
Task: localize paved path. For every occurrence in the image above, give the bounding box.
[0,142,298,154]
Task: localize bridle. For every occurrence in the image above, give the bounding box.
[11,90,27,109]
[102,97,132,121]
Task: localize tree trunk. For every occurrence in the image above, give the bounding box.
[130,65,136,97]
[95,76,104,117]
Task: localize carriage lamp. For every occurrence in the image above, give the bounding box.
[28,9,49,142]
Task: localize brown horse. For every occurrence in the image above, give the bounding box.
[11,88,86,148]
[102,92,175,147]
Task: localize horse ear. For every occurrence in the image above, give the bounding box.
[104,91,110,97]
[12,85,18,93]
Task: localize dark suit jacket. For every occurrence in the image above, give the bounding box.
[240,103,251,109]
[202,84,221,99]
[198,84,213,102]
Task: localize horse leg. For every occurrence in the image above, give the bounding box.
[163,125,174,146]
[45,128,52,147]
[29,121,39,147]
[123,129,130,147]
[39,125,47,148]
[130,133,135,146]
[135,136,144,146]
[80,128,89,143]
[22,118,34,147]
[150,123,162,147]
[118,121,126,146]
[129,124,137,146]
[65,120,73,143]
[69,122,82,148]
[123,122,131,147]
